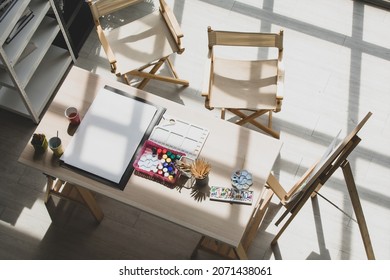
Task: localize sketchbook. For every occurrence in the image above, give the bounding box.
[61,86,165,190]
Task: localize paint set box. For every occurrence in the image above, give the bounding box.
[133,140,186,186]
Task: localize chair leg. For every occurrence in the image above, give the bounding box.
[234,109,267,126]
[137,58,166,89]
[268,111,273,129]
[230,109,280,139]
[44,175,104,223]
[122,74,131,85]
[126,57,189,89]
[221,108,226,119]
[252,120,280,139]
[165,57,179,79]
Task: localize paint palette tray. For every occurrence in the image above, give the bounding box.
[149,116,209,160]
[231,170,253,190]
[133,140,186,187]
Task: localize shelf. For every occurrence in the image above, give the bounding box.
[61,0,83,28]
[0,0,30,45]
[0,45,71,118]
[52,0,93,57]
[0,0,75,123]
[1,0,50,67]
[0,16,59,88]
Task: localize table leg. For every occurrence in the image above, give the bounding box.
[191,187,273,259]
[234,243,248,260]
[75,185,104,223]
[45,176,104,223]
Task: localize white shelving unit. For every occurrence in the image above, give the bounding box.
[0,0,75,123]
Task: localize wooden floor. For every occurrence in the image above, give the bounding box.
[1,0,390,260]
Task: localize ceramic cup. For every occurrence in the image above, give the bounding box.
[65,106,81,125]
[49,137,64,157]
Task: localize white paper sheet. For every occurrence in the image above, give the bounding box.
[61,87,157,183]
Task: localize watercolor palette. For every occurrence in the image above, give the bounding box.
[231,170,253,190]
[149,116,209,160]
[209,186,253,205]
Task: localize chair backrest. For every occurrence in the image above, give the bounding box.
[207,26,283,50]
[87,0,143,20]
[87,0,183,52]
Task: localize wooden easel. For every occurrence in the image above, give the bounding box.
[267,112,375,259]
[192,112,374,260]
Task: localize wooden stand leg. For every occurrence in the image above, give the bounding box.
[341,160,375,260]
[266,173,288,203]
[272,206,298,245]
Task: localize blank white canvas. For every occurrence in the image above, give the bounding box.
[61,87,157,183]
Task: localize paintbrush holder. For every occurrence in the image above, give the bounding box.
[194,174,209,187]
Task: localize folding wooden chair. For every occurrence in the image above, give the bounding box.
[203,27,284,138]
[87,0,189,89]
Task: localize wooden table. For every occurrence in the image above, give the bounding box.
[18,66,282,259]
